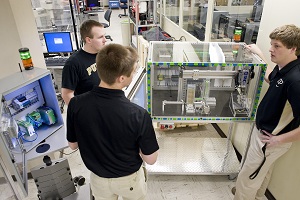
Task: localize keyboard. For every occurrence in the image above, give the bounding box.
[45,57,68,66]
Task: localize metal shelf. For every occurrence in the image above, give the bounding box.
[146,137,240,176]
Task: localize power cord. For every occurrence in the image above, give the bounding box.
[179,36,187,41]
[59,148,79,155]
[18,130,38,142]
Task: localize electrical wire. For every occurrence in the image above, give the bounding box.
[18,130,38,143]
[59,148,79,155]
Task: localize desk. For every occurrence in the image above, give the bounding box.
[82,9,104,21]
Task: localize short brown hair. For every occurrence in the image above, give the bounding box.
[80,20,104,44]
[96,44,139,85]
[269,24,300,56]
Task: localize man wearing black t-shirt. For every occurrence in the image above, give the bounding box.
[67,44,159,200]
[62,20,107,105]
[233,24,300,200]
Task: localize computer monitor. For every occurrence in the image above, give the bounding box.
[43,32,73,53]
[86,0,100,7]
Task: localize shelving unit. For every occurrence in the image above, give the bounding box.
[128,0,161,49]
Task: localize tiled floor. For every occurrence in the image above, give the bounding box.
[1,124,238,200]
[21,124,237,200]
[0,8,268,200]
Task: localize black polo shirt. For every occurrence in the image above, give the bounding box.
[67,86,159,178]
[256,58,300,134]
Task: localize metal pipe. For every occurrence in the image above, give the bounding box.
[69,0,80,50]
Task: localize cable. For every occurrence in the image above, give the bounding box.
[18,130,38,143]
[59,148,79,155]
[179,36,187,41]
[21,133,38,142]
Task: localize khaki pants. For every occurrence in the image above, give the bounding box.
[234,127,292,200]
[90,166,147,200]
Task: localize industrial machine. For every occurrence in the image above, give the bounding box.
[147,41,266,123]
[145,41,266,176]
[0,68,67,198]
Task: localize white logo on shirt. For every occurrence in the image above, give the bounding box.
[87,63,97,76]
[276,78,283,87]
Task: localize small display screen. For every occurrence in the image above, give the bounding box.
[43,32,73,53]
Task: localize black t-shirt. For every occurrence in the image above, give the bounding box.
[256,58,300,134]
[62,49,100,95]
[67,87,159,178]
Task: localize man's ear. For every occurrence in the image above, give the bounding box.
[290,47,297,54]
[85,37,91,44]
[117,75,125,83]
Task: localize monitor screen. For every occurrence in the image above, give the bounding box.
[87,0,100,7]
[43,32,73,53]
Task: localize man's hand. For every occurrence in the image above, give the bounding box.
[260,130,281,147]
[244,44,264,56]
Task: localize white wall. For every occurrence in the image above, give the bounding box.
[0,1,23,79]
[220,0,300,199]
[0,0,46,80]
[256,0,300,199]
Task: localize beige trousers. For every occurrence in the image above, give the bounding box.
[90,166,147,200]
[234,127,292,200]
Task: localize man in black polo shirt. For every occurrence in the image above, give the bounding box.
[233,24,300,200]
[67,44,159,200]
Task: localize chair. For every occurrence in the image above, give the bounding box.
[101,9,113,41]
[118,0,128,18]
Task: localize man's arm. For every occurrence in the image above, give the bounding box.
[245,44,272,83]
[140,150,158,165]
[61,88,74,105]
[261,127,300,147]
[68,142,78,150]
